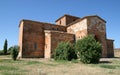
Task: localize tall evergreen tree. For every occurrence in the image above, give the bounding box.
[3,39,8,55]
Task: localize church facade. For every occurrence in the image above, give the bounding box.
[18,14,114,58]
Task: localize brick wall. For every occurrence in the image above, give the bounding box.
[44,30,51,58]
[56,15,79,26]
[19,20,67,58]
[67,19,88,40]
[18,15,114,58]
[22,21,45,58]
[44,30,74,58]
[87,17,108,57]
[106,39,114,57]
[18,21,24,58]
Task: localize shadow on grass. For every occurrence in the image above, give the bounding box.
[0,59,23,62]
[114,57,120,58]
[99,61,112,63]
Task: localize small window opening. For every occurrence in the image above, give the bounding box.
[73,19,76,21]
[60,20,61,24]
[34,42,37,50]
[94,35,101,42]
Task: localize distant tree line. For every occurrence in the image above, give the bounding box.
[0,39,19,61]
[0,39,9,55]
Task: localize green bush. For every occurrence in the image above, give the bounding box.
[8,46,14,54]
[75,35,102,64]
[53,42,77,61]
[11,46,19,60]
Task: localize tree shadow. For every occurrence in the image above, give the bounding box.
[114,57,120,58]
[99,61,112,63]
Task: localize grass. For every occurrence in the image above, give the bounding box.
[99,64,117,69]
[0,51,120,75]
[26,60,41,65]
[0,65,18,70]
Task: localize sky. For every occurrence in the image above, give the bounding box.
[0,0,120,50]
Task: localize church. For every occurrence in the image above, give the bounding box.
[18,14,114,58]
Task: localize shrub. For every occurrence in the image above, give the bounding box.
[11,46,19,60]
[53,42,77,61]
[0,50,4,55]
[8,46,13,54]
[75,35,102,64]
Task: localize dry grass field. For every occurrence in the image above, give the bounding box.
[0,50,120,75]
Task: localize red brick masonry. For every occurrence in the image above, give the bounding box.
[18,14,114,58]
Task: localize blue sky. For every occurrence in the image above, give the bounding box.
[0,0,120,50]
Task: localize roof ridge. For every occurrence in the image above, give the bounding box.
[67,15,106,27]
[55,14,80,22]
[19,19,66,27]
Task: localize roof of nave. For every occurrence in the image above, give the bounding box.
[19,19,67,28]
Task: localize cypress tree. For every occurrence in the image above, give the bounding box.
[3,39,8,55]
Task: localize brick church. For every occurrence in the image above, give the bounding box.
[18,14,114,58]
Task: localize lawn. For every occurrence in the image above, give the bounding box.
[0,55,120,75]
